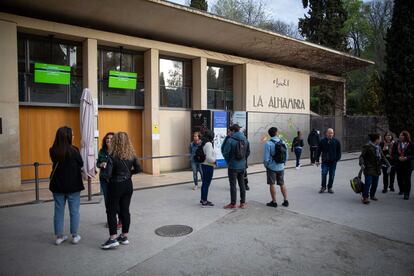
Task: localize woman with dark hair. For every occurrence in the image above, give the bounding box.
[380,132,396,193]
[393,131,414,200]
[291,131,304,169]
[101,132,141,249]
[97,132,122,228]
[200,130,216,207]
[359,133,390,204]
[49,126,84,245]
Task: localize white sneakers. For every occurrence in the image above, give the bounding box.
[192,185,198,190]
[72,235,81,244]
[55,235,81,245]
[55,235,68,245]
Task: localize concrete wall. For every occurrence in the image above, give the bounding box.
[159,110,191,172]
[0,20,21,192]
[247,112,310,164]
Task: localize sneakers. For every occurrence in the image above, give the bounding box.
[223,203,237,209]
[101,238,119,249]
[55,235,68,245]
[116,234,129,245]
[319,187,326,193]
[266,201,277,208]
[239,203,247,209]
[295,166,300,170]
[282,200,289,207]
[328,189,334,194]
[192,185,198,190]
[71,235,81,244]
[201,201,214,207]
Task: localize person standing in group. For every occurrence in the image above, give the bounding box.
[292,131,304,169]
[200,130,216,207]
[222,124,250,209]
[263,127,289,208]
[307,128,320,165]
[101,132,141,249]
[49,126,84,245]
[189,131,203,190]
[359,134,390,204]
[380,132,396,193]
[97,132,121,229]
[393,131,414,200]
[316,128,341,194]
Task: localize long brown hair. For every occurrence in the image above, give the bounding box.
[109,132,136,160]
[101,132,115,152]
[400,131,412,143]
[50,126,74,162]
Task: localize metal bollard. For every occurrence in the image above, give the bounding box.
[33,162,40,203]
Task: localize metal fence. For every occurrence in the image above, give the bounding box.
[310,115,389,152]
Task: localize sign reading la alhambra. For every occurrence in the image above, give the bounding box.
[246,64,310,114]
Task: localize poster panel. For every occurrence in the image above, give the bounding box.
[213,111,228,167]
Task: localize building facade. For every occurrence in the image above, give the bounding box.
[0,0,372,192]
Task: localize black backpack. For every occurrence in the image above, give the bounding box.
[231,137,247,160]
[193,141,207,163]
[270,140,287,164]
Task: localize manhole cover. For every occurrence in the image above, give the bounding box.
[155,225,193,237]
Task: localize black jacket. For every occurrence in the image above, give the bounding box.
[392,142,414,170]
[307,130,320,147]
[107,155,141,183]
[49,146,85,193]
[291,137,304,152]
[359,143,388,176]
[316,137,341,163]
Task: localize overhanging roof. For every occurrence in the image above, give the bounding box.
[0,0,373,76]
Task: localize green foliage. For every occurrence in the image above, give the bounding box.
[190,0,208,11]
[381,0,414,135]
[299,0,348,51]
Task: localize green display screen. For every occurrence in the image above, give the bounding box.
[34,63,71,85]
[108,70,137,90]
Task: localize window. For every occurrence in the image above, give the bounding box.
[207,64,233,110]
[159,57,192,108]
[98,47,144,107]
[17,34,83,104]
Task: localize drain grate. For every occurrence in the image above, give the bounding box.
[155,225,193,237]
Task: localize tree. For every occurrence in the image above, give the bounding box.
[299,0,348,51]
[260,20,301,39]
[382,0,414,135]
[189,0,208,11]
[212,0,269,26]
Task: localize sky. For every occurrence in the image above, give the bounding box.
[167,0,308,25]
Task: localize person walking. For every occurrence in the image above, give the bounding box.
[359,133,390,204]
[307,128,320,165]
[189,131,203,190]
[393,131,414,200]
[380,132,396,193]
[200,130,216,207]
[222,124,250,209]
[316,128,341,194]
[263,127,289,208]
[101,132,141,249]
[49,126,84,245]
[292,131,304,169]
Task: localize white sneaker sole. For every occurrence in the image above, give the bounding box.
[101,241,119,249]
[119,240,129,245]
[72,235,81,244]
[55,236,68,245]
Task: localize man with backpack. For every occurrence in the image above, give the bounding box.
[263,127,289,208]
[222,124,250,209]
[316,128,341,194]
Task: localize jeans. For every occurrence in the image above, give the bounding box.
[107,179,133,236]
[294,147,302,167]
[228,168,246,204]
[53,192,81,236]
[201,164,214,202]
[363,175,379,199]
[191,162,203,186]
[381,166,395,190]
[310,147,318,163]
[321,162,337,189]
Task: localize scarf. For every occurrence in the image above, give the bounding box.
[369,141,380,158]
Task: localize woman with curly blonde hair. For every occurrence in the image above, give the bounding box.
[101,132,141,249]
